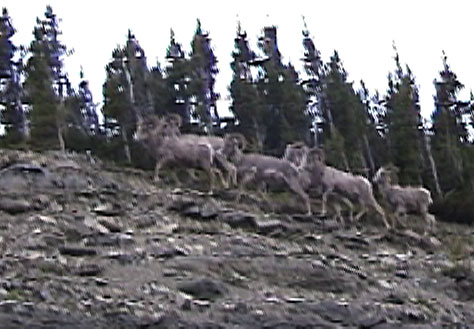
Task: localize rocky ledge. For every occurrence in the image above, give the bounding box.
[0,149,473,328]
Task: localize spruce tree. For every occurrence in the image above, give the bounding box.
[255,25,310,155]
[188,19,219,133]
[301,18,324,146]
[0,7,25,143]
[321,51,367,171]
[125,30,152,120]
[78,68,99,133]
[431,52,468,192]
[148,61,168,117]
[23,6,70,150]
[229,22,265,151]
[384,49,424,185]
[164,29,190,126]
[102,46,134,163]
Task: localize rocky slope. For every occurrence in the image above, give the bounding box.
[0,149,473,328]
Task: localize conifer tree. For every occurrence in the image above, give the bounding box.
[125,30,152,120]
[229,22,265,150]
[431,52,468,192]
[164,29,190,126]
[78,68,99,133]
[0,7,25,143]
[301,18,324,146]
[188,19,219,133]
[148,61,168,117]
[103,46,134,163]
[24,6,69,150]
[255,25,310,155]
[384,48,424,185]
[321,51,367,171]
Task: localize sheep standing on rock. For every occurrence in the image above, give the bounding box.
[373,167,436,232]
[299,147,389,228]
[222,134,312,215]
[135,116,225,193]
[164,114,237,188]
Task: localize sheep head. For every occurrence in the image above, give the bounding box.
[306,147,325,166]
[135,115,165,142]
[284,142,309,168]
[165,113,183,136]
[373,167,391,185]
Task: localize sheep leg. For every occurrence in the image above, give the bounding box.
[205,166,216,194]
[212,166,228,189]
[235,167,257,202]
[287,178,311,216]
[321,189,331,216]
[393,207,405,229]
[170,171,182,186]
[371,197,390,229]
[423,213,436,235]
[256,181,274,212]
[186,169,199,181]
[214,153,235,188]
[153,158,169,183]
[338,195,354,222]
[330,200,344,225]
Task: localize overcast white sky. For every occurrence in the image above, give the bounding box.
[3,0,474,120]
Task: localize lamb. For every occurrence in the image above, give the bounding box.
[135,116,224,193]
[373,166,436,232]
[222,134,312,215]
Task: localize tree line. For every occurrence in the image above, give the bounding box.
[1,6,474,222]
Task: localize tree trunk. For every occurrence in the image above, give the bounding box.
[121,128,132,164]
[423,133,442,198]
[253,119,265,153]
[57,126,66,154]
[363,134,375,175]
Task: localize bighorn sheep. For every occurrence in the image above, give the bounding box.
[283,141,309,170]
[163,114,237,188]
[135,116,224,193]
[300,147,389,228]
[373,167,436,232]
[222,134,312,215]
[283,144,356,224]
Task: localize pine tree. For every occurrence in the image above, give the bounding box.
[255,25,310,155]
[431,52,468,192]
[301,17,324,146]
[0,7,26,144]
[321,51,367,171]
[148,61,168,117]
[229,22,265,151]
[23,6,71,150]
[384,48,424,185]
[102,46,134,163]
[164,29,190,126]
[78,68,99,133]
[125,30,152,120]
[188,19,219,133]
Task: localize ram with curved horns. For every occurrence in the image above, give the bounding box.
[162,113,237,188]
[135,115,226,193]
